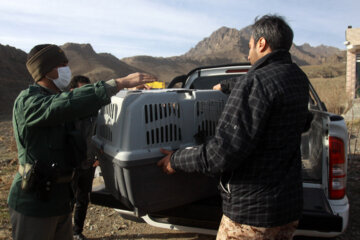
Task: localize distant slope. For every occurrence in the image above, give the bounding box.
[0,43,144,115]
[122,56,204,84]
[183,26,251,63]
[0,26,346,115]
[62,43,142,82]
[184,26,345,66]
[122,26,252,83]
[0,44,32,116]
[123,26,345,84]
[290,43,345,65]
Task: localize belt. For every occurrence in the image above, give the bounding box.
[18,164,74,183]
[18,163,33,177]
[56,172,75,183]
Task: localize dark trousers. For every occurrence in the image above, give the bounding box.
[10,208,73,240]
[72,167,95,235]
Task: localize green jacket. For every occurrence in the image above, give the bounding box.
[8,81,114,217]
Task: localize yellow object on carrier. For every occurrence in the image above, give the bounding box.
[147,81,165,89]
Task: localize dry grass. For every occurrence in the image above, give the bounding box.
[302,63,346,79]
[347,119,360,158]
[302,63,348,115]
[308,72,359,158]
[309,75,348,115]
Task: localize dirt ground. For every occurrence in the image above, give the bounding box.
[0,117,359,240]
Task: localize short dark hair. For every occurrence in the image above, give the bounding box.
[251,15,293,51]
[70,75,91,88]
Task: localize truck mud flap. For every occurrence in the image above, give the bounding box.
[299,188,342,232]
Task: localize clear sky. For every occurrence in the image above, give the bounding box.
[0,0,359,59]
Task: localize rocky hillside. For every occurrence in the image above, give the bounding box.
[291,43,345,65]
[183,26,251,63]
[122,26,252,83]
[62,43,142,82]
[0,26,346,115]
[0,44,31,116]
[122,55,202,85]
[183,26,345,65]
[0,44,143,115]
[123,26,345,83]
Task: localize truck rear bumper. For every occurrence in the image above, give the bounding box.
[295,190,349,237]
[91,184,349,238]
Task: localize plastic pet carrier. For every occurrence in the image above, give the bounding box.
[93,89,228,214]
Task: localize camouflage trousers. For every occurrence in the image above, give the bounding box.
[216,215,298,240]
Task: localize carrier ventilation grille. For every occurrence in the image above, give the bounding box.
[196,100,225,137]
[144,103,182,145]
[144,103,180,123]
[104,103,118,121]
[198,120,217,137]
[98,103,118,141]
[146,124,182,145]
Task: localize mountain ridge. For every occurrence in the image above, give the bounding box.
[0,26,346,115]
[122,26,345,81]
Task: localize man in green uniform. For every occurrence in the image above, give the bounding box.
[7,44,156,240]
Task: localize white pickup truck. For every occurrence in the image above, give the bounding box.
[91,63,349,238]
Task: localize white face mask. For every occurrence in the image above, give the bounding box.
[47,66,72,91]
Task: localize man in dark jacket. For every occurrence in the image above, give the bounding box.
[8,44,156,240]
[158,15,310,240]
[69,75,98,240]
